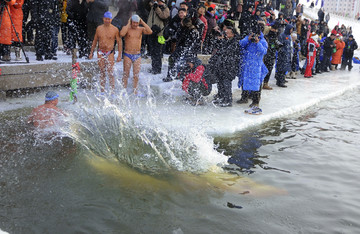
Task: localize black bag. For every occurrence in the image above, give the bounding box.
[151,25,162,35]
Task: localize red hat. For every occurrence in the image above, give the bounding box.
[264,11,271,17]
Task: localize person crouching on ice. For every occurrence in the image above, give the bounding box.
[181,57,212,106]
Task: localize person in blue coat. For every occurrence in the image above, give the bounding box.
[275,23,294,87]
[237,26,268,114]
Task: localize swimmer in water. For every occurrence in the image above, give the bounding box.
[27,91,67,129]
[120,15,152,95]
[89,11,122,94]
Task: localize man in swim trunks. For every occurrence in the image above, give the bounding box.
[89,11,122,94]
[28,91,67,129]
[120,15,152,95]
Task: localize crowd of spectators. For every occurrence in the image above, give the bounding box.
[0,0,358,113]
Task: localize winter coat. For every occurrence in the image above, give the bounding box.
[325,13,330,23]
[238,10,256,38]
[147,3,170,36]
[32,0,61,27]
[182,58,208,92]
[67,0,87,21]
[85,0,109,24]
[331,39,345,64]
[174,25,200,59]
[114,0,137,29]
[205,11,216,36]
[317,9,324,22]
[0,0,16,45]
[264,30,281,63]
[277,24,293,73]
[199,15,208,42]
[10,0,24,42]
[343,39,358,57]
[323,36,335,56]
[208,36,241,81]
[238,32,268,91]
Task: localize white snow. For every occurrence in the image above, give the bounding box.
[1,5,360,137]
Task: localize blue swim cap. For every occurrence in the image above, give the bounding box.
[45,91,59,101]
[104,11,113,19]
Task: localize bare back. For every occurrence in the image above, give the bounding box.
[124,27,144,54]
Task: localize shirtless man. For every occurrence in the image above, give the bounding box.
[120,15,152,95]
[28,91,67,129]
[89,11,122,94]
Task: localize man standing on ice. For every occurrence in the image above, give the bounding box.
[341,35,358,71]
[89,11,122,94]
[120,15,152,96]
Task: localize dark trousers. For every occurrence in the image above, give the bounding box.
[35,24,53,57]
[341,55,353,70]
[264,58,275,83]
[61,22,69,49]
[148,34,163,73]
[321,53,331,71]
[51,24,60,55]
[241,85,262,105]
[167,55,178,79]
[68,19,88,56]
[22,1,34,42]
[0,44,10,56]
[275,70,286,85]
[217,79,233,104]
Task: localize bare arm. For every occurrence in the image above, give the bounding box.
[120,19,131,37]
[140,19,152,35]
[116,30,122,62]
[89,27,99,59]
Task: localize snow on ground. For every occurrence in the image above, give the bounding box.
[1,49,360,135]
[299,0,360,42]
[1,6,360,136]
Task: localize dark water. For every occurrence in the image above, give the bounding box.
[1,88,360,234]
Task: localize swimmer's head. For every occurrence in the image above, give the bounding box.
[131,14,140,23]
[131,15,140,28]
[45,91,59,103]
[103,11,113,19]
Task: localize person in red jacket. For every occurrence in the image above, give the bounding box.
[182,57,211,106]
[0,0,16,61]
[10,0,24,61]
[304,33,319,78]
[331,34,345,70]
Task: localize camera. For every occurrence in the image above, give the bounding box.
[153,1,158,8]
[274,39,283,48]
[250,34,259,43]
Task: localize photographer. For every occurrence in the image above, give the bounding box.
[263,23,282,90]
[0,0,16,61]
[147,0,170,74]
[237,26,268,115]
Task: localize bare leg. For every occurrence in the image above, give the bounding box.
[98,56,106,93]
[133,57,141,95]
[122,56,132,90]
[107,53,115,93]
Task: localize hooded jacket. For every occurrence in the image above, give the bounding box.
[277,24,293,73]
[238,32,269,91]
